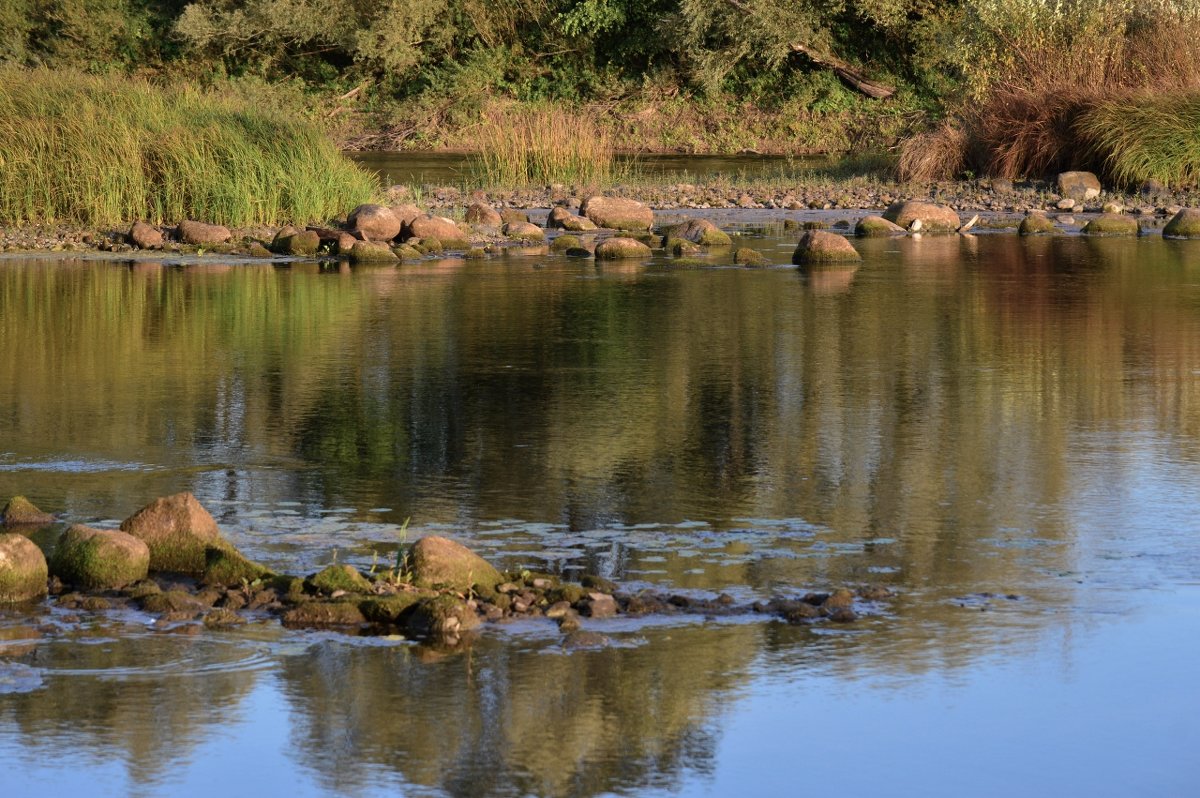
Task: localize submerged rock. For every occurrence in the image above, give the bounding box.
[664,218,732,248]
[1163,208,1200,238]
[1019,213,1058,236]
[594,237,653,260]
[1083,213,1138,236]
[581,196,653,231]
[1,496,55,527]
[0,533,48,603]
[119,492,234,574]
[855,215,905,237]
[882,200,960,232]
[791,230,862,265]
[51,524,149,590]
[408,536,503,595]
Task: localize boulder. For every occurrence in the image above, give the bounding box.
[128,221,163,249]
[50,524,149,590]
[389,203,425,228]
[335,232,360,255]
[854,215,905,237]
[348,204,402,241]
[405,214,463,243]
[581,196,653,231]
[1082,213,1138,236]
[1019,213,1058,236]
[882,201,960,232]
[664,218,731,247]
[118,491,233,574]
[791,230,862,265]
[1057,171,1102,201]
[177,220,231,245]
[272,229,320,256]
[1163,208,1200,238]
[358,593,426,624]
[560,215,597,232]
[733,248,769,267]
[464,203,502,226]
[550,234,582,253]
[546,206,574,229]
[406,594,481,638]
[2,496,54,527]
[348,241,399,263]
[594,237,653,260]
[0,533,48,603]
[281,601,366,629]
[504,221,544,241]
[408,535,502,594]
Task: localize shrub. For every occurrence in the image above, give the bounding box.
[0,67,378,226]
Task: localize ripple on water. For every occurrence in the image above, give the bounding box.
[0,662,45,694]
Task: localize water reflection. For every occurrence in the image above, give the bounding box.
[1,230,1199,795]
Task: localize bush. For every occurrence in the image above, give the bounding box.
[0,67,378,226]
[1078,92,1200,187]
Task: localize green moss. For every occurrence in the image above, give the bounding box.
[698,228,732,247]
[464,247,488,259]
[733,247,769,267]
[281,600,367,628]
[139,590,207,614]
[51,528,149,590]
[308,563,374,595]
[406,594,480,637]
[550,234,582,252]
[202,546,274,587]
[2,495,54,526]
[359,593,425,624]
[394,243,424,262]
[1018,214,1058,236]
[547,583,589,605]
[1083,213,1138,236]
[802,221,829,231]
[1163,208,1200,238]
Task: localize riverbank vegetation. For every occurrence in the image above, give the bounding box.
[1,1,1199,189]
[0,68,376,226]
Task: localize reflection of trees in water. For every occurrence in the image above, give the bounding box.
[0,626,256,786]
[279,624,756,798]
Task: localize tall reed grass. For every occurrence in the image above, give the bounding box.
[1078,92,1200,187]
[469,107,628,187]
[0,68,378,227]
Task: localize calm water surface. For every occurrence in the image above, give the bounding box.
[1,225,1199,796]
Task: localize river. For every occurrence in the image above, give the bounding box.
[1,220,1198,796]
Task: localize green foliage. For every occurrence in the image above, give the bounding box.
[0,67,378,226]
[470,106,630,187]
[1078,92,1200,187]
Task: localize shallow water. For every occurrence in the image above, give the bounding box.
[1,223,1199,796]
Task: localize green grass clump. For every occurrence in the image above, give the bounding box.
[0,67,378,227]
[1078,92,1200,188]
[470,106,632,188]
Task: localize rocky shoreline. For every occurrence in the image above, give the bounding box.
[3,171,1199,260]
[1,494,893,647]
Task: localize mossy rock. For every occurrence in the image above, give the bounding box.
[281,600,366,628]
[1083,213,1138,236]
[595,237,652,260]
[504,221,545,241]
[500,209,530,225]
[394,243,424,262]
[408,536,503,595]
[358,593,426,624]
[203,608,247,629]
[664,219,732,248]
[269,574,306,600]
[669,257,713,268]
[119,491,234,574]
[348,240,398,263]
[51,524,149,590]
[1018,213,1058,236]
[803,220,830,230]
[1163,208,1200,238]
[123,580,161,599]
[1,495,55,526]
[547,583,588,606]
[0,533,48,603]
[733,248,769,267]
[308,564,374,595]
[418,237,444,253]
[406,594,481,638]
[464,248,488,260]
[202,546,274,587]
[272,229,320,256]
[580,574,619,593]
[664,237,702,257]
[855,215,905,237]
[792,230,861,264]
[550,235,582,252]
[246,242,274,258]
[565,247,593,258]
